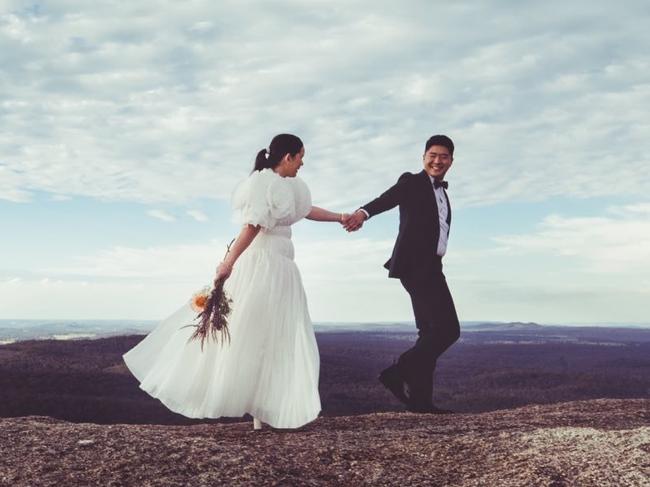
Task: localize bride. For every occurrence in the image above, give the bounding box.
[123,134,347,430]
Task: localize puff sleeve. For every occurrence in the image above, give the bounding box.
[231,169,296,229]
[289,176,312,222]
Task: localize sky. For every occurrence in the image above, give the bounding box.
[1,1,649,324]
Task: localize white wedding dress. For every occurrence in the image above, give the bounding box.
[123,168,321,429]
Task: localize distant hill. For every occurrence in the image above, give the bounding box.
[1,399,647,486]
[463,321,545,331]
[0,319,156,343]
[2,319,648,343]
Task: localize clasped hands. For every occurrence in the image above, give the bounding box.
[340,210,367,232]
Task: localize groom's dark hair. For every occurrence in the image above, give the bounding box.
[425,134,454,156]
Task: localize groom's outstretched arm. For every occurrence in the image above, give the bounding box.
[362,172,410,217]
[343,172,410,231]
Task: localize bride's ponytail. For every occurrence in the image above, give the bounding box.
[252,134,303,172]
[254,149,270,172]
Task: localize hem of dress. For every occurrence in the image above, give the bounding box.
[123,354,320,430]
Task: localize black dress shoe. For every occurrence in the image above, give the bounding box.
[378,364,410,406]
[407,403,455,414]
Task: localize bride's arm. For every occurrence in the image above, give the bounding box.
[306,206,348,223]
[214,224,261,282]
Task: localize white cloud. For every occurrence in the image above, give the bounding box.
[0,165,32,202]
[43,241,224,280]
[439,202,650,323]
[0,278,188,320]
[0,1,648,209]
[493,204,650,275]
[146,209,175,222]
[187,209,208,222]
[50,193,72,201]
[611,203,650,217]
[449,277,650,324]
[296,237,413,322]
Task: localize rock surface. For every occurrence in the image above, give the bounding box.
[1,399,648,486]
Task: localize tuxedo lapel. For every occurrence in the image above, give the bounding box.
[418,170,437,214]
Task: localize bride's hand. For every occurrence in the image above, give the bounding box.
[214,261,233,284]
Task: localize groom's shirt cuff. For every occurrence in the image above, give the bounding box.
[358,208,370,219]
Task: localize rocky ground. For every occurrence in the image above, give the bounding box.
[1,399,648,486]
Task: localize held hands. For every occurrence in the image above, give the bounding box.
[341,210,366,232]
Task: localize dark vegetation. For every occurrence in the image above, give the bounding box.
[0,327,648,425]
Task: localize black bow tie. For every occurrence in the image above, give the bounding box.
[434,180,448,189]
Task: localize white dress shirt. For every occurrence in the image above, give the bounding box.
[429,175,449,257]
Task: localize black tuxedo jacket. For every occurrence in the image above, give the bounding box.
[361,170,451,279]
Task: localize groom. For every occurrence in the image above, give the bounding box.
[344,134,460,414]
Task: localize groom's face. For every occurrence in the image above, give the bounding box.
[423,145,453,180]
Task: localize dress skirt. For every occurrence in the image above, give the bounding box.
[123,227,321,429]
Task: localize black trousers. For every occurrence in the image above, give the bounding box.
[396,261,460,405]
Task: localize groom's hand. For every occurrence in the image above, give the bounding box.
[343,210,366,232]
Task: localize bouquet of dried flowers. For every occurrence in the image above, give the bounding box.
[182,239,234,350]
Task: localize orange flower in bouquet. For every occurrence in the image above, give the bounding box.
[190,287,210,313]
[182,240,235,350]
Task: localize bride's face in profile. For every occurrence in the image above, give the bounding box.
[279,146,305,177]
